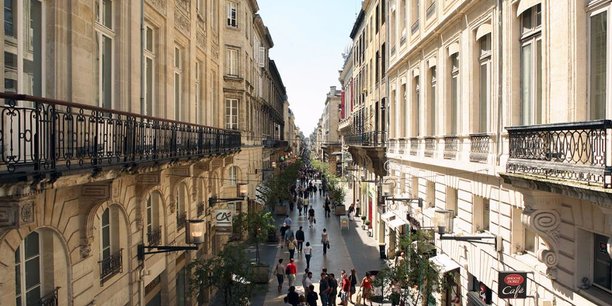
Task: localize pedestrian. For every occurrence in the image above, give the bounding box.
[321,228,330,255]
[288,239,297,259]
[299,294,308,306]
[280,223,288,248]
[296,226,305,252]
[308,207,316,228]
[287,259,298,286]
[347,203,355,220]
[285,226,295,246]
[302,270,313,295]
[306,284,319,306]
[360,272,373,306]
[319,273,330,306]
[324,197,331,218]
[328,273,338,306]
[284,215,293,226]
[275,259,286,293]
[348,269,357,303]
[340,270,350,306]
[303,242,313,269]
[285,286,300,306]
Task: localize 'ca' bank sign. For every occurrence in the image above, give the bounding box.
[214,209,233,227]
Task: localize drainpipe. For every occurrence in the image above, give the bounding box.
[496,0,504,164]
[139,2,146,306]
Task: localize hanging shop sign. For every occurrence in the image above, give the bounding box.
[214,209,233,227]
[497,271,527,299]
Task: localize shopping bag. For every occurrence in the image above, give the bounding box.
[355,293,362,305]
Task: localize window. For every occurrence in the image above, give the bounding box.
[146,192,162,245]
[195,61,203,123]
[95,0,113,108]
[226,47,239,77]
[473,195,490,232]
[400,0,407,40]
[228,166,238,186]
[211,0,218,31]
[227,2,237,28]
[15,231,41,306]
[593,233,612,291]
[519,4,542,125]
[143,24,155,116]
[225,98,238,130]
[524,227,538,253]
[174,46,183,121]
[589,6,608,119]
[449,53,459,135]
[429,66,436,136]
[478,34,491,132]
[413,76,421,136]
[176,267,187,306]
[446,187,457,217]
[100,206,121,282]
[426,181,435,208]
[411,0,420,33]
[176,184,188,230]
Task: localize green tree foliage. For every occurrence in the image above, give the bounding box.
[375,230,441,306]
[263,160,302,210]
[232,211,276,263]
[188,242,254,306]
[311,160,345,205]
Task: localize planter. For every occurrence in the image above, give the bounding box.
[274,205,288,216]
[334,204,346,216]
[251,263,270,284]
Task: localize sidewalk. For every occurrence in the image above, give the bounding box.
[252,184,388,306]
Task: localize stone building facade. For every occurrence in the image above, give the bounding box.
[0,0,291,305]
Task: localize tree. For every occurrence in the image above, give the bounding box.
[374,230,442,306]
[232,210,276,264]
[263,160,302,210]
[188,242,255,306]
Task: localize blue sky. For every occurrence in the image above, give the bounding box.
[257,0,361,136]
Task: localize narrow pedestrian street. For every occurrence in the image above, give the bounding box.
[250,184,387,306]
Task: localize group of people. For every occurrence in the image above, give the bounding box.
[279,265,374,306]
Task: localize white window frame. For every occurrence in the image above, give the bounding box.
[143,23,155,116]
[227,1,237,28]
[174,46,183,121]
[449,53,459,135]
[228,166,238,186]
[15,231,42,306]
[225,98,238,130]
[429,66,436,136]
[414,76,421,136]
[478,34,492,133]
[588,3,611,120]
[101,208,112,260]
[95,0,114,109]
[519,4,542,125]
[226,47,239,77]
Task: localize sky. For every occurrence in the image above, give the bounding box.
[257,0,362,137]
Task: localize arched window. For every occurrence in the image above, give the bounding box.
[175,183,189,230]
[146,192,163,245]
[15,231,42,305]
[518,3,542,125]
[100,206,121,282]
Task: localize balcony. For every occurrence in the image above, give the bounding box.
[100,249,123,283]
[345,131,387,147]
[398,138,407,154]
[506,120,612,188]
[263,138,289,148]
[443,136,458,159]
[388,139,397,154]
[0,92,241,182]
[40,287,60,306]
[147,226,162,246]
[424,137,436,157]
[470,134,491,163]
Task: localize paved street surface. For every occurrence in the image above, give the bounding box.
[251,184,388,306]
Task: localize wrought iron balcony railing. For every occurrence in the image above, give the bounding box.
[443,136,459,159]
[147,226,162,246]
[470,134,490,163]
[345,132,387,147]
[40,287,60,306]
[99,249,122,283]
[0,93,241,181]
[506,120,612,188]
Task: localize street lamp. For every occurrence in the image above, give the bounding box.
[208,183,248,207]
[434,209,502,252]
[137,219,204,261]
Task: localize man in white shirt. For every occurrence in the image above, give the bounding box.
[302,270,313,295]
[303,242,313,270]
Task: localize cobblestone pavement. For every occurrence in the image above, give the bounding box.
[251,184,388,306]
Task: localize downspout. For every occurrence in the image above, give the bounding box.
[496,0,504,164]
[139,2,146,306]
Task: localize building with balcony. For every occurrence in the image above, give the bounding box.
[380,0,612,305]
[0,0,287,305]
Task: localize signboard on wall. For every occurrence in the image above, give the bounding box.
[214,209,233,227]
[497,271,527,299]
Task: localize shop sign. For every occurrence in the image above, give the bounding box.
[214,209,233,227]
[497,271,527,299]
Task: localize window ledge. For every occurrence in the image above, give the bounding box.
[578,286,612,305]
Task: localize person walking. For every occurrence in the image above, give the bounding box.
[285,286,300,306]
[285,226,295,247]
[275,259,286,293]
[297,198,304,216]
[348,269,357,303]
[288,239,297,259]
[280,223,288,248]
[319,273,330,306]
[306,285,319,306]
[308,207,316,228]
[360,272,373,306]
[321,229,330,255]
[303,242,313,269]
[296,226,305,252]
[302,270,313,295]
[328,273,338,306]
[340,270,351,306]
[324,197,331,218]
[287,259,298,286]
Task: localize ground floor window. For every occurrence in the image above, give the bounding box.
[593,233,612,291]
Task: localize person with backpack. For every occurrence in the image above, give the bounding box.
[275,259,286,293]
[287,239,297,259]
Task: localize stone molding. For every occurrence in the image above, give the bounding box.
[0,196,36,229]
[146,0,166,15]
[521,193,561,279]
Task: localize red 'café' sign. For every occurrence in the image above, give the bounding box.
[498,272,527,299]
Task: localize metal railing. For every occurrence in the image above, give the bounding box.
[40,287,60,306]
[99,249,123,283]
[410,137,418,155]
[470,134,490,163]
[147,226,162,246]
[443,136,458,159]
[424,137,436,157]
[506,120,612,188]
[0,92,241,181]
[344,131,387,147]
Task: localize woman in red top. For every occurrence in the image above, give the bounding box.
[360,272,373,306]
[340,270,351,305]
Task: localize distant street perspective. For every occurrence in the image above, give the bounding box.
[0,0,611,306]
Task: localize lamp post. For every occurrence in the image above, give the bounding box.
[434,209,502,251]
[137,219,204,261]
